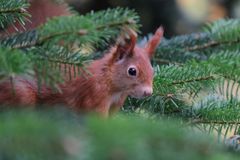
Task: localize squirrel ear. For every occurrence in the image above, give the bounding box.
[112,28,137,62]
[145,26,164,58]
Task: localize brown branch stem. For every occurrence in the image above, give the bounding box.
[154,58,183,66]
[10,19,135,49]
[186,39,240,51]
[192,119,240,125]
[170,76,215,86]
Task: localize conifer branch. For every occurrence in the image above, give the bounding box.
[37,18,135,45]
[1,8,139,49]
[153,58,183,66]
[156,19,240,63]
[192,120,240,125]
[38,29,88,45]
[186,39,240,51]
[0,0,30,30]
[0,8,27,14]
[170,76,215,86]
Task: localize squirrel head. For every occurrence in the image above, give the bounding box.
[109,27,164,99]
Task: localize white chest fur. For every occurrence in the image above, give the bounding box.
[110,92,123,106]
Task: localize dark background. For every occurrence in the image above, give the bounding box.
[67,0,240,37]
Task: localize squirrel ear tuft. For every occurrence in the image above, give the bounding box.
[112,27,137,62]
[145,26,164,58]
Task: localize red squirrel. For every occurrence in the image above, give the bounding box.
[0,1,164,116]
[0,27,163,116]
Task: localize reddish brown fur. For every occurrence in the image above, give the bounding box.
[0,1,164,116]
[145,27,164,57]
[0,28,163,116]
[0,78,37,106]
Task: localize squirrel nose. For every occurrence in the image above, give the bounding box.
[143,87,153,97]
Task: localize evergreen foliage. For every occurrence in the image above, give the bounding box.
[0,4,140,86]
[0,0,30,30]
[0,0,240,159]
[0,110,239,160]
[124,18,240,142]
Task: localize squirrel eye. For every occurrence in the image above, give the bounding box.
[127,66,137,77]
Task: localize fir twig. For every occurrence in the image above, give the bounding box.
[192,120,240,125]
[187,39,240,51]
[170,76,215,86]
